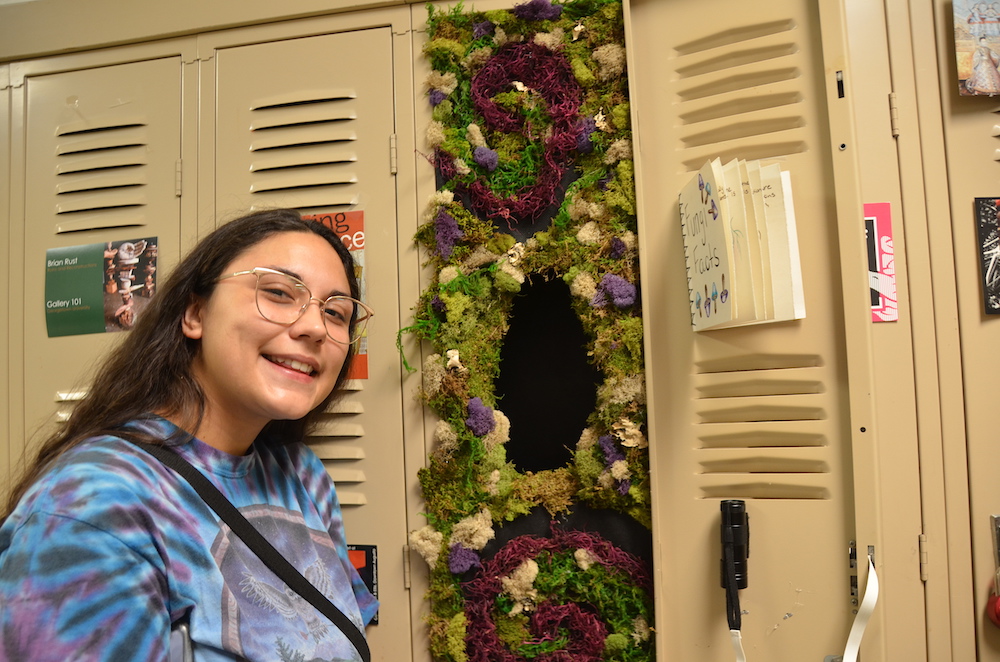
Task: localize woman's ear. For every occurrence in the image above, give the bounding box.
[181,296,206,340]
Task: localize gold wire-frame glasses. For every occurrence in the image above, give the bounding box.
[218,267,373,345]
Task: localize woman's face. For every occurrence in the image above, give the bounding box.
[181,231,351,445]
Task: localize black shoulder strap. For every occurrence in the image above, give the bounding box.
[129,439,371,662]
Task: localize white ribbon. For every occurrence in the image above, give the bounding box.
[843,555,879,662]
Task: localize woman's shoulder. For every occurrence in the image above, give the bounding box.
[18,435,175,524]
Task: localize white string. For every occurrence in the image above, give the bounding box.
[729,629,747,662]
[843,555,880,662]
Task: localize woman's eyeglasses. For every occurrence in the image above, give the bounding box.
[217,267,373,345]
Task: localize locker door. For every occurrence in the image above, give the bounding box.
[16,56,184,461]
[626,0,904,659]
[1,64,11,480]
[208,26,411,662]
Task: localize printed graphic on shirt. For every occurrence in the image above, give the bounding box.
[212,504,362,662]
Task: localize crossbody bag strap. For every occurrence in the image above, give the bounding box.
[127,438,371,662]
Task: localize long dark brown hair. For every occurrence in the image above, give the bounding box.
[4,208,361,517]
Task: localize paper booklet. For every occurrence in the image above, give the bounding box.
[679,158,805,331]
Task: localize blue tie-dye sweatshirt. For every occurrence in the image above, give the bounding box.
[0,415,377,661]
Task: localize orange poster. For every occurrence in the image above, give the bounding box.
[303,211,369,379]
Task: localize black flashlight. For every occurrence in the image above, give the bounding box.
[720,499,749,590]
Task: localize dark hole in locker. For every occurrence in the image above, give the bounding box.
[494,275,601,473]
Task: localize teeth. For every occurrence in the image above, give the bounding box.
[268,356,315,375]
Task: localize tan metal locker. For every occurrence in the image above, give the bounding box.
[624,0,915,659]
[203,22,415,662]
[929,0,1000,658]
[1,63,11,483]
[12,53,186,473]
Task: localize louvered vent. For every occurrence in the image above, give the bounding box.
[694,355,831,500]
[674,21,833,500]
[307,382,368,506]
[53,116,150,232]
[247,90,360,212]
[674,19,805,170]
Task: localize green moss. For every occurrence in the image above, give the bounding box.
[413,5,653,654]
[445,612,469,662]
[492,270,521,293]
[610,103,631,131]
[571,58,597,87]
[495,613,530,648]
[432,99,455,123]
[604,633,630,657]
[574,445,604,488]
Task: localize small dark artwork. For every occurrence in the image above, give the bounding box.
[974,197,1000,313]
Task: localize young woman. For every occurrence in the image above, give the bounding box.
[0,209,377,661]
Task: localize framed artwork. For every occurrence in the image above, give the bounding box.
[975,197,1000,314]
[955,1,1000,96]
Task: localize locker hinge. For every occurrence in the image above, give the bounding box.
[403,544,412,590]
[888,92,900,138]
[919,534,929,582]
[175,160,183,197]
[389,134,398,176]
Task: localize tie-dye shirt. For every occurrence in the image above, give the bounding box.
[0,416,377,661]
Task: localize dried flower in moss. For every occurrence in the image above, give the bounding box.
[570,270,598,300]
[613,417,647,449]
[593,43,626,80]
[423,354,446,397]
[450,508,495,550]
[576,220,602,245]
[466,123,487,148]
[410,525,445,567]
[533,27,565,51]
[500,558,540,614]
[427,121,447,149]
[428,70,459,95]
[604,138,632,164]
[575,547,598,570]
[433,420,459,457]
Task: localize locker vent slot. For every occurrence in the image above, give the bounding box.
[247,89,360,211]
[308,392,368,507]
[53,118,150,219]
[694,356,830,500]
[673,19,808,169]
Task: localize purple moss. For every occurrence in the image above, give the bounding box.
[473,146,499,172]
[473,20,495,39]
[600,273,637,308]
[576,117,597,153]
[434,209,463,260]
[429,89,447,106]
[609,237,627,259]
[449,544,482,574]
[466,397,496,436]
[617,478,632,496]
[431,295,446,314]
[513,0,563,21]
[598,434,625,465]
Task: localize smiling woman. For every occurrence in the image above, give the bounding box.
[0,209,378,661]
